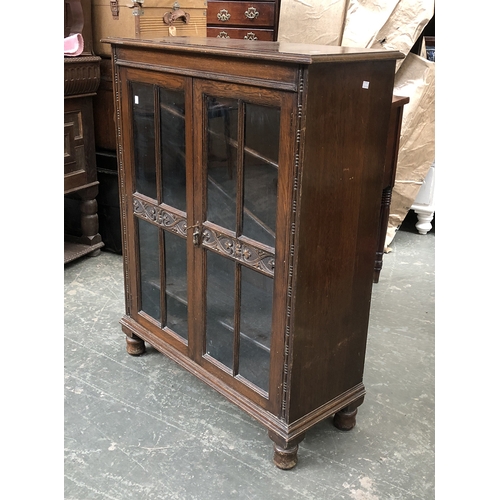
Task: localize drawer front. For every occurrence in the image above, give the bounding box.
[207,26,274,40]
[207,2,275,27]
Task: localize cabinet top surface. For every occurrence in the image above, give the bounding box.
[103,36,404,64]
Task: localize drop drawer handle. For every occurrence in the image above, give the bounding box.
[245,7,259,19]
[217,9,231,21]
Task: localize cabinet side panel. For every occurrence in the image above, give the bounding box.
[288,60,396,422]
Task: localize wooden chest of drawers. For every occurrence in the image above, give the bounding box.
[207,0,280,41]
[92,0,208,56]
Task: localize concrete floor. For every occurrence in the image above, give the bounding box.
[64,213,435,499]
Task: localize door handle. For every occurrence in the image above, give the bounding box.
[192,226,201,247]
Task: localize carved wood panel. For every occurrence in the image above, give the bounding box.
[64,110,85,177]
[202,224,275,277]
[132,195,275,277]
[133,196,188,238]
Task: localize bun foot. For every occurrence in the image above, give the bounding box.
[273,443,299,470]
[333,407,358,431]
[126,335,145,356]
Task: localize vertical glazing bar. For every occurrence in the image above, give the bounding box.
[233,263,241,376]
[235,100,245,236]
[200,93,209,358]
[154,85,167,327]
[159,225,167,328]
[233,99,245,375]
[201,94,209,226]
[154,85,162,203]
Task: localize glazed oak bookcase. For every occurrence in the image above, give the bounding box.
[105,36,403,469]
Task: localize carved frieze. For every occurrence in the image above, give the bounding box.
[133,197,188,237]
[64,56,101,96]
[202,226,275,277]
[132,196,275,276]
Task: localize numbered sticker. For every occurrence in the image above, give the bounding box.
[362,81,370,89]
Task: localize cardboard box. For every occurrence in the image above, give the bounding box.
[277,0,347,46]
[92,0,207,57]
[387,52,435,246]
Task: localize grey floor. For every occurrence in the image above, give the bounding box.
[64,213,435,500]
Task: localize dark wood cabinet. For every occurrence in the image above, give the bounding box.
[374,94,409,283]
[64,0,104,263]
[106,36,403,468]
[207,0,280,41]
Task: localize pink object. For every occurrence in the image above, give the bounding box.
[64,33,84,57]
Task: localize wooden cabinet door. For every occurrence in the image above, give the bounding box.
[120,67,194,357]
[191,79,295,412]
[120,66,296,413]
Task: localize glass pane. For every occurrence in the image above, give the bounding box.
[243,104,279,248]
[239,266,272,392]
[160,88,186,212]
[131,82,156,200]
[206,97,238,231]
[245,103,280,163]
[138,218,160,321]
[205,250,235,370]
[164,230,188,340]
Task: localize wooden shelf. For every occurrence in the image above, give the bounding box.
[64,239,104,264]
